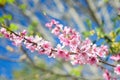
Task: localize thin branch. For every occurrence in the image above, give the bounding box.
[0,23,116,68]
[99,60,116,67]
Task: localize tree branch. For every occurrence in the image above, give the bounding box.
[99,60,116,67]
[0,23,116,70]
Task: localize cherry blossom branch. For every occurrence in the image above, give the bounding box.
[1,19,120,77]
[0,23,37,45]
[99,60,116,67]
[0,23,116,67]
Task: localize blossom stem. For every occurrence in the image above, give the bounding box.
[0,23,117,68]
[99,59,116,67]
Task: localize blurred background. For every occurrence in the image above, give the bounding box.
[0,0,120,80]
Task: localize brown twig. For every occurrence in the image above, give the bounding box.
[99,59,116,67]
[0,23,116,68]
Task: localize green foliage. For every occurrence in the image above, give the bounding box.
[0,14,12,23]
[82,31,91,37]
[82,30,95,38]
[82,26,120,54]
[0,17,5,23]
[86,19,92,29]
[108,31,116,42]
[104,0,109,3]
[7,0,15,4]
[27,21,42,36]
[35,59,47,69]
[31,21,38,27]
[9,23,18,31]
[13,59,69,80]
[110,42,120,54]
[70,66,83,77]
[28,25,35,35]
[112,17,120,23]
[3,14,12,20]
[116,27,120,35]
[96,28,105,38]
[19,4,27,11]
[0,0,6,7]
[14,65,41,80]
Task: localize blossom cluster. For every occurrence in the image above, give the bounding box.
[103,65,120,80]
[103,69,117,80]
[110,53,120,61]
[46,19,108,65]
[0,27,53,56]
[46,19,120,76]
[0,19,120,76]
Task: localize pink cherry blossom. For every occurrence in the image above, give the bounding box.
[45,22,53,29]
[2,19,120,79]
[70,38,79,48]
[21,30,27,36]
[57,50,66,58]
[40,41,52,55]
[96,45,108,57]
[114,64,120,75]
[88,56,98,65]
[51,24,62,35]
[45,19,109,65]
[45,19,59,29]
[0,28,6,34]
[27,44,37,52]
[4,32,10,38]
[110,54,120,61]
[41,41,52,49]
[103,69,111,80]
[0,28,10,38]
[0,19,110,67]
[51,19,59,25]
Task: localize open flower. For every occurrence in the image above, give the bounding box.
[103,69,111,80]
[114,65,120,75]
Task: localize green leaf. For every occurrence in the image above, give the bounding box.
[104,0,109,3]
[0,0,6,6]
[3,14,12,20]
[7,0,15,4]
[70,66,83,77]
[86,19,92,29]
[116,27,120,35]
[96,28,105,38]
[70,69,80,76]
[19,4,27,11]
[9,23,18,31]
[28,25,34,35]
[82,31,91,37]
[0,17,5,23]
[31,21,38,27]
